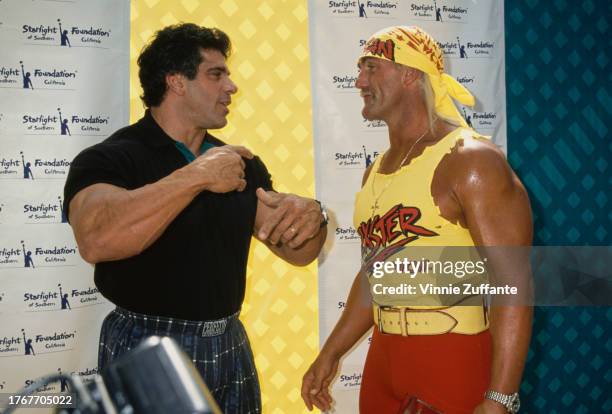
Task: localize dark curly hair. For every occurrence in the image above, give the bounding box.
[137,23,231,107]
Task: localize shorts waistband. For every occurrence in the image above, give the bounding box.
[113,307,240,337]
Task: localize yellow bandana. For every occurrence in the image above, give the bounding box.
[359,26,474,128]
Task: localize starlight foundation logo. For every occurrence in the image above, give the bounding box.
[0,239,78,269]
[331,74,357,89]
[327,0,358,15]
[25,376,58,392]
[22,283,99,312]
[22,22,59,43]
[21,107,110,135]
[0,151,71,180]
[67,366,99,387]
[456,75,476,87]
[327,0,399,17]
[360,0,399,17]
[335,225,360,243]
[0,60,79,90]
[0,243,22,266]
[0,155,22,179]
[462,107,498,130]
[0,64,20,86]
[16,327,77,356]
[0,335,21,355]
[23,196,68,223]
[339,371,362,388]
[22,112,57,133]
[438,37,495,58]
[23,289,59,310]
[23,203,61,223]
[32,154,72,177]
[73,366,98,381]
[334,146,379,169]
[22,18,112,47]
[31,241,78,266]
[408,1,470,22]
[66,110,110,134]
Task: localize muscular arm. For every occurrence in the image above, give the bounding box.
[301,270,373,411]
[69,145,251,263]
[301,163,375,411]
[70,177,198,263]
[452,141,533,408]
[258,224,327,267]
[318,270,374,359]
[315,162,377,352]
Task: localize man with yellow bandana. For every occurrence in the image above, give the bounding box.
[302,26,533,414]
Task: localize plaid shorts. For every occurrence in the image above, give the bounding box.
[98,307,261,414]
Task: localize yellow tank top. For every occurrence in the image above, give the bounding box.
[354,127,489,307]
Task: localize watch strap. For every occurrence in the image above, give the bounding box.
[315,200,329,228]
[484,390,520,413]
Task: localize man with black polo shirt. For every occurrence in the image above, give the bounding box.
[63,24,327,413]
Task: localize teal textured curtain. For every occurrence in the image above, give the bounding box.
[505,1,610,412]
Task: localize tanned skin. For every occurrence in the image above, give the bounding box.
[301,57,532,414]
[70,49,326,268]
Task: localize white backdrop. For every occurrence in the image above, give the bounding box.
[308,1,507,411]
[0,0,129,409]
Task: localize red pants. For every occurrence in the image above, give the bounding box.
[359,329,492,414]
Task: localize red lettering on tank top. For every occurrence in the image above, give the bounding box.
[357,204,438,251]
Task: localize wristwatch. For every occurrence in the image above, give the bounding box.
[315,200,329,228]
[484,390,520,413]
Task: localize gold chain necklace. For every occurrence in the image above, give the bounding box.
[370,126,430,218]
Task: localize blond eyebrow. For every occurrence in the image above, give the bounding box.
[357,57,375,68]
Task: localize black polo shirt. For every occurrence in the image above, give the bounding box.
[64,112,273,320]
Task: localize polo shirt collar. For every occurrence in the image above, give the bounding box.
[174,140,216,163]
[139,110,214,152]
[138,110,176,148]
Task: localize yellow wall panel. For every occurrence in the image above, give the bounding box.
[130,1,317,413]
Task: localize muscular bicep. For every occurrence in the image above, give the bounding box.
[458,149,532,247]
[460,151,534,393]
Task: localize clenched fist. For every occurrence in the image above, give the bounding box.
[185,145,253,193]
